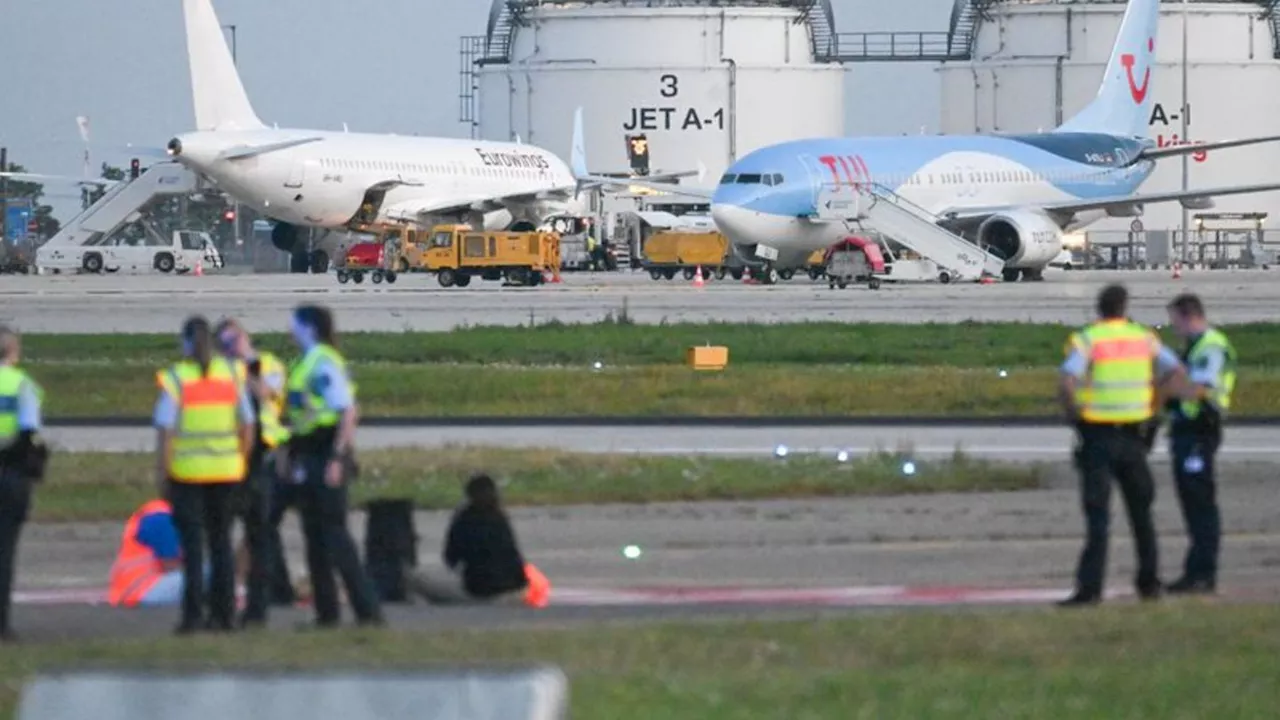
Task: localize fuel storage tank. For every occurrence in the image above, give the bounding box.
[471,0,845,183]
[938,0,1280,233]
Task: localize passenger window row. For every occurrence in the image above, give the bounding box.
[318,158,543,179]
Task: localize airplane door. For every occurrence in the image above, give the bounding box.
[284,162,305,189]
[798,155,826,205]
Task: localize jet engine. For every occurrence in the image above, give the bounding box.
[975,210,1064,269]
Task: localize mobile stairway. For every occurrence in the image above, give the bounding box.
[35,161,201,273]
[812,181,1004,283]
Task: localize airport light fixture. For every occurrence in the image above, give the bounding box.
[1180,0,1189,262]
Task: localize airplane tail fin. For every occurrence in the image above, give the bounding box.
[182,0,264,131]
[1055,0,1159,138]
[570,107,588,197]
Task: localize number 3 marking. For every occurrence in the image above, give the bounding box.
[659,74,678,98]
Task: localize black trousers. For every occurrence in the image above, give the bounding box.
[296,453,382,625]
[169,481,237,630]
[265,478,301,606]
[1072,424,1161,597]
[0,467,31,636]
[236,456,297,622]
[1171,428,1222,584]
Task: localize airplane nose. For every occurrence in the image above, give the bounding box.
[710,202,762,245]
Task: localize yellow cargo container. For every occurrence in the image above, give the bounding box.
[644,231,729,266]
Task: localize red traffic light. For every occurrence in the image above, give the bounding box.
[223,209,236,222]
[129,158,141,179]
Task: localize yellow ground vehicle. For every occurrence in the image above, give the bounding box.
[641,230,823,282]
[804,248,828,280]
[376,224,560,287]
[642,231,748,281]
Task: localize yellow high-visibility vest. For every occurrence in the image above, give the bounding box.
[158,357,246,484]
[1067,319,1159,424]
[232,352,291,448]
[1178,327,1237,420]
[285,344,351,438]
[0,365,40,449]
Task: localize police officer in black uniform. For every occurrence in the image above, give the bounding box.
[0,325,48,643]
[1164,293,1237,595]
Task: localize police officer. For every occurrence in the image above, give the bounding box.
[215,318,295,626]
[279,305,383,628]
[154,316,255,634]
[1057,284,1195,606]
[0,325,46,642]
[1164,293,1235,595]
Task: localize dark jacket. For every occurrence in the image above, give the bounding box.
[444,504,527,597]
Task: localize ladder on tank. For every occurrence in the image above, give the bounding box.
[36,161,199,254]
[811,182,1004,283]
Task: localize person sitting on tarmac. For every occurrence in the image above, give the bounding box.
[407,473,548,606]
[106,499,189,608]
[108,498,307,610]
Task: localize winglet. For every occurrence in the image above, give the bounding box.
[570,107,588,198]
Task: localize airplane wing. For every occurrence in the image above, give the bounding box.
[575,173,715,200]
[1137,134,1280,161]
[1039,182,1280,215]
[569,107,713,200]
[379,184,581,221]
[933,182,1280,226]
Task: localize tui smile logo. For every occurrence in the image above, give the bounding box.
[1120,38,1155,104]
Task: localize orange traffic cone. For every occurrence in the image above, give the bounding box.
[693,265,705,288]
[1172,262,1182,279]
[194,259,204,277]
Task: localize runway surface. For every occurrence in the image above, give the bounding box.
[41,422,1280,460]
[3,268,1277,333]
[10,452,1280,641]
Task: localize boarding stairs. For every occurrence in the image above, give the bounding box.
[38,162,199,251]
[811,182,1004,283]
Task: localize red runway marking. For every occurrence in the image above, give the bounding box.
[14,584,1133,608]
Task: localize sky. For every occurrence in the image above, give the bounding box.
[0,0,950,218]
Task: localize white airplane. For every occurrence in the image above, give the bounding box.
[164,0,657,272]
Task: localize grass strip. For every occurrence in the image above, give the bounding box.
[21,321,1280,368]
[3,605,1278,719]
[32,447,1039,523]
[26,364,1280,418]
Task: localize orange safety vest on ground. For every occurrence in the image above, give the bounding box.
[107,499,173,608]
[524,563,551,608]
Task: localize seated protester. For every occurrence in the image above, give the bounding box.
[408,474,537,605]
[107,500,186,608]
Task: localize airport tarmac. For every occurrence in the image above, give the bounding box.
[10,457,1280,641]
[40,423,1280,461]
[2,268,1277,333]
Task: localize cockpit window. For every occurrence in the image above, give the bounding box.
[771,173,784,185]
[720,173,737,184]
[736,173,762,184]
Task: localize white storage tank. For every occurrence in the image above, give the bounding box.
[937,0,1280,234]
[473,0,845,184]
